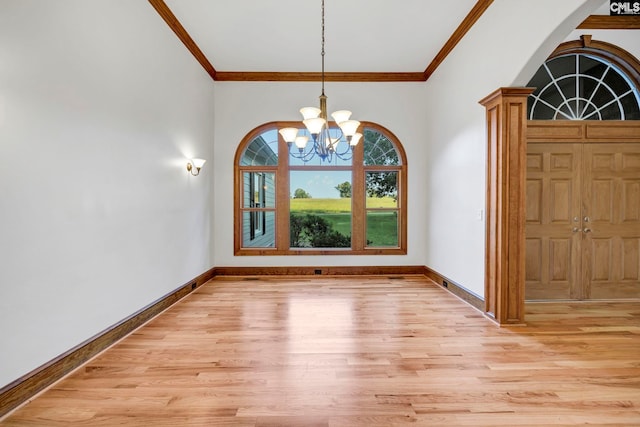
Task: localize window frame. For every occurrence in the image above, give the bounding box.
[234,121,407,256]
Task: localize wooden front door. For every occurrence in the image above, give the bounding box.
[526,142,583,299]
[526,122,640,300]
[583,143,640,299]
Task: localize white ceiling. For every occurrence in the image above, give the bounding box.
[164,0,479,73]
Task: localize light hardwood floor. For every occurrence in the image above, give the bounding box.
[2,276,639,426]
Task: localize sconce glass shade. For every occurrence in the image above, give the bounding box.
[191,158,206,168]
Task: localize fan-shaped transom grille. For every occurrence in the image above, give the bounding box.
[527,53,640,120]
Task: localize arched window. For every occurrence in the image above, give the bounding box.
[527,38,640,120]
[234,122,407,255]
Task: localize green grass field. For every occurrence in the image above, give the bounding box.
[290,197,398,246]
[290,197,396,212]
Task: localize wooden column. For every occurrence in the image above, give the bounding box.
[479,87,533,325]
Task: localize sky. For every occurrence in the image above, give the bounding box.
[290,170,351,199]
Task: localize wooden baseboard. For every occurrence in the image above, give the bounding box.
[212,265,428,276]
[0,267,216,419]
[1,264,483,418]
[423,266,485,311]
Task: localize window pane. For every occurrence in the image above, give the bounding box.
[578,75,599,106]
[546,56,575,81]
[537,86,564,112]
[366,171,398,203]
[581,103,599,120]
[558,103,574,120]
[528,65,552,94]
[366,211,398,247]
[363,129,400,166]
[602,67,632,96]
[620,93,640,119]
[241,129,278,166]
[580,55,607,80]
[528,101,555,120]
[556,75,576,101]
[600,103,623,120]
[242,211,275,248]
[243,172,275,208]
[289,170,352,248]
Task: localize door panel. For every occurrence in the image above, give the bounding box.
[550,238,571,281]
[583,143,640,299]
[622,238,640,280]
[525,143,582,300]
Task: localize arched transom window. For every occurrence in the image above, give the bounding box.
[234,122,407,255]
[527,39,640,120]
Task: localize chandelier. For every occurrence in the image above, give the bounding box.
[278,0,362,163]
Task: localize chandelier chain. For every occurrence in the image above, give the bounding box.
[321,0,325,95]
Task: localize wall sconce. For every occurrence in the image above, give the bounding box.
[186,158,206,176]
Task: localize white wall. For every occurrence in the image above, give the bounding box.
[566,1,640,60]
[0,1,214,388]
[422,0,604,297]
[212,81,429,267]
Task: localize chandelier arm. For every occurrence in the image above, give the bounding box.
[289,144,318,163]
[332,140,353,157]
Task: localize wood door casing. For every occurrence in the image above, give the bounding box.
[526,143,582,300]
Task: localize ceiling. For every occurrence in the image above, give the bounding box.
[159,0,483,80]
[152,0,625,82]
